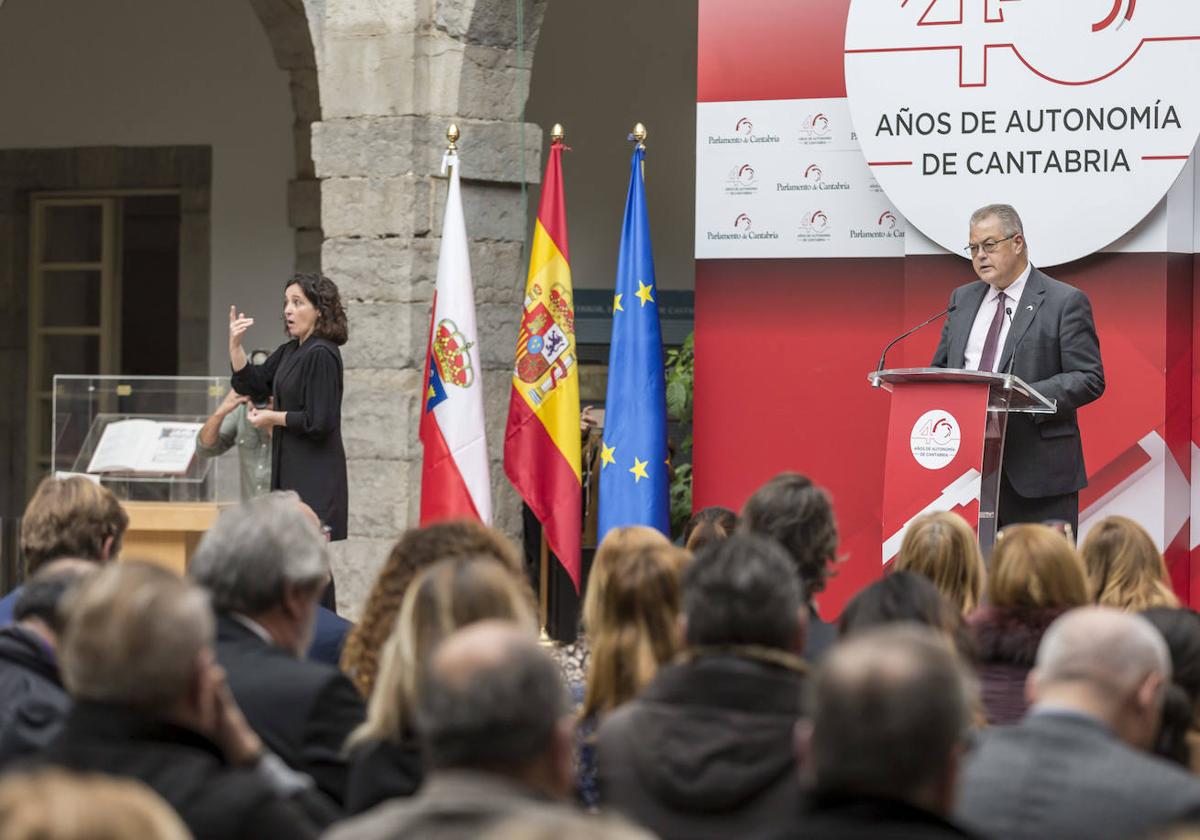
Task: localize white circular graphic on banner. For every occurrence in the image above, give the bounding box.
[844,2,1200,266]
[910,410,961,470]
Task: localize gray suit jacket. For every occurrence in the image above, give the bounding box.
[931,268,1104,498]
[956,711,1200,840]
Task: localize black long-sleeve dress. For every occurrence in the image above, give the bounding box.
[231,337,348,540]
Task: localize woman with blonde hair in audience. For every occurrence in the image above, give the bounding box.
[969,523,1090,724]
[1082,515,1179,611]
[0,769,191,840]
[576,527,688,808]
[343,555,536,814]
[893,510,985,615]
[340,520,526,696]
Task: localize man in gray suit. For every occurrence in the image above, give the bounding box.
[957,608,1200,840]
[931,204,1104,533]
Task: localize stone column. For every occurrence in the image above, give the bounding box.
[312,0,546,615]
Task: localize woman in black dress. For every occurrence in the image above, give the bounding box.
[229,274,349,543]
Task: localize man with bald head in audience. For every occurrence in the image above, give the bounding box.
[327,621,576,840]
[957,607,1200,840]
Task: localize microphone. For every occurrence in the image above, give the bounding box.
[876,304,957,372]
[1003,311,1028,377]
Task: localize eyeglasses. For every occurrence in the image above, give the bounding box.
[964,235,1014,256]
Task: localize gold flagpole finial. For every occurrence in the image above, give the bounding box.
[447,123,460,152]
[632,122,647,149]
[551,123,565,144]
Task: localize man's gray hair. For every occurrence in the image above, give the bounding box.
[61,562,213,712]
[1035,607,1171,696]
[190,491,328,615]
[417,622,569,771]
[812,624,970,801]
[970,204,1025,238]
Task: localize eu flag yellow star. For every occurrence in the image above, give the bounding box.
[629,457,649,483]
[600,442,616,468]
[613,293,624,313]
[635,281,655,307]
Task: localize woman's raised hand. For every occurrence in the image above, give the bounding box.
[228,305,255,350]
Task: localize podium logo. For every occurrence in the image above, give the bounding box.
[844,0,1200,266]
[910,409,961,470]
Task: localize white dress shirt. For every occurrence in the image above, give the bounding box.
[963,261,1031,371]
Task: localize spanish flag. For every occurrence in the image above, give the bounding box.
[503,137,582,588]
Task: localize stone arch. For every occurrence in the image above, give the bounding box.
[247,0,323,271]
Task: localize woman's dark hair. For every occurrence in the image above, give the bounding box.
[285,273,348,346]
[839,571,949,638]
[1140,607,1200,767]
[739,472,839,595]
[683,506,738,553]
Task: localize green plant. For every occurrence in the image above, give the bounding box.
[665,332,694,537]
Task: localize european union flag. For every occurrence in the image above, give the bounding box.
[598,144,670,540]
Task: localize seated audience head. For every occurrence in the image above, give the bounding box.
[350,556,537,749]
[683,506,738,553]
[59,562,214,725]
[417,621,572,799]
[20,477,128,574]
[1031,607,1171,751]
[12,560,96,646]
[0,769,190,840]
[682,533,805,655]
[190,491,328,657]
[988,523,1090,610]
[1139,607,1200,767]
[894,511,985,614]
[839,571,956,639]
[810,625,969,816]
[739,472,838,600]
[1082,516,1179,611]
[582,528,687,719]
[342,519,525,696]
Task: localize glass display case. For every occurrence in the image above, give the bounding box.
[51,375,242,503]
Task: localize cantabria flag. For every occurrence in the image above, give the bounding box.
[419,149,492,524]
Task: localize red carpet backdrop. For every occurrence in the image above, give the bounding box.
[692,0,1200,615]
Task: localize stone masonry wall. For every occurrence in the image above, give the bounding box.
[311,0,548,615]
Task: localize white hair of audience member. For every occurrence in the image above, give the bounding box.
[189,491,328,615]
[1034,607,1171,696]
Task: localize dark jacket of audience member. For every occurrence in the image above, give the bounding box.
[0,562,94,766]
[957,608,1200,840]
[189,494,364,806]
[967,524,1090,724]
[772,625,977,840]
[327,622,575,840]
[597,535,807,839]
[34,562,326,840]
[1141,607,1200,770]
[739,472,839,663]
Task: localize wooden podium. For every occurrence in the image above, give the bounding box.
[120,501,227,575]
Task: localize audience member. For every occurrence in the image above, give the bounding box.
[35,562,327,839]
[0,769,190,840]
[340,520,525,697]
[482,811,656,840]
[189,492,365,807]
[596,534,808,839]
[682,506,737,553]
[893,511,985,614]
[839,571,955,637]
[578,529,687,807]
[968,523,1089,723]
[740,472,840,662]
[957,608,1200,840]
[0,476,128,623]
[326,621,576,840]
[1142,607,1200,771]
[0,561,93,765]
[344,556,537,814]
[773,625,974,839]
[1083,515,1180,611]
